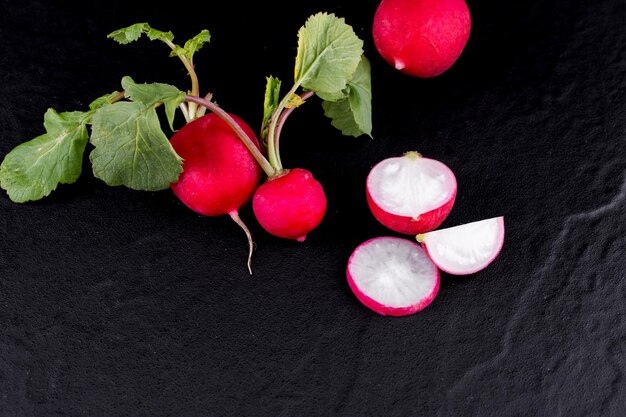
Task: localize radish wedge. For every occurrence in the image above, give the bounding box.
[417,217,505,275]
[366,152,457,234]
[347,237,440,316]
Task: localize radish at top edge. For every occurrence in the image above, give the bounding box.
[373,0,471,77]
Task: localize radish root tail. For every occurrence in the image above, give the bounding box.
[229,211,254,275]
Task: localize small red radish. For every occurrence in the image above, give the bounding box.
[372,0,471,78]
[417,217,505,275]
[366,152,456,235]
[347,236,440,316]
[170,113,262,273]
[252,168,326,242]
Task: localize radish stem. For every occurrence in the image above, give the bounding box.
[162,38,201,119]
[274,91,315,169]
[179,103,190,122]
[185,95,276,177]
[110,91,126,104]
[266,85,298,171]
[195,92,213,118]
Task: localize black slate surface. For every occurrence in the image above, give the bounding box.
[1,0,625,416]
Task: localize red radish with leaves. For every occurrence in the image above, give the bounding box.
[347,236,440,316]
[367,152,456,234]
[252,169,326,242]
[248,13,371,241]
[417,217,505,275]
[373,0,471,77]
[0,15,372,270]
[170,113,261,273]
[179,14,371,244]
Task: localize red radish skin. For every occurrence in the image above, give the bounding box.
[252,168,326,242]
[366,152,457,235]
[372,0,471,78]
[347,237,440,317]
[418,217,505,275]
[170,113,262,272]
[367,191,456,234]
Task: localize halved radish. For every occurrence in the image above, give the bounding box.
[346,236,440,316]
[366,152,456,234]
[417,217,505,275]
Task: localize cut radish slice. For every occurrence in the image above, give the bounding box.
[417,217,505,275]
[346,237,440,316]
[366,152,457,234]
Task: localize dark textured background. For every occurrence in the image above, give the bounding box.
[0,0,625,416]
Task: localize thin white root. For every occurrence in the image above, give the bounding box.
[229,211,254,275]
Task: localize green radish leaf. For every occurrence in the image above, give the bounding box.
[0,109,89,202]
[121,76,185,130]
[108,23,174,45]
[322,55,372,138]
[170,30,211,62]
[109,23,210,65]
[145,27,174,43]
[89,91,121,111]
[107,23,148,44]
[183,30,210,57]
[294,12,363,101]
[261,76,281,143]
[121,76,182,106]
[90,101,183,191]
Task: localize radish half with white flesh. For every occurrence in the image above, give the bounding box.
[366,152,457,234]
[347,237,440,316]
[417,217,505,275]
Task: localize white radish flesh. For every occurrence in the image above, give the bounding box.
[347,237,440,316]
[366,152,457,234]
[418,217,505,275]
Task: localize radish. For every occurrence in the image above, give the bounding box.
[372,0,471,78]
[417,217,505,275]
[366,152,456,234]
[246,13,369,242]
[347,236,440,316]
[170,113,262,273]
[1,15,372,262]
[252,168,326,242]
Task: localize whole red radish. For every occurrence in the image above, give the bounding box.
[170,113,262,273]
[252,168,327,242]
[372,0,471,77]
[367,152,456,234]
[347,236,440,316]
